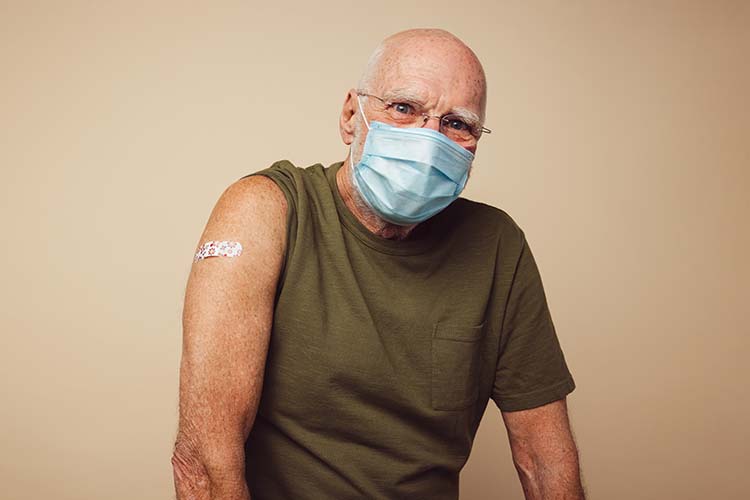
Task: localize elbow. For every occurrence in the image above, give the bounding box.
[511,447,540,483]
[172,441,211,498]
[511,444,584,500]
[172,434,250,499]
[513,444,580,478]
[511,449,545,500]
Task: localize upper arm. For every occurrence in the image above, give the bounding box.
[501,398,578,463]
[177,174,287,465]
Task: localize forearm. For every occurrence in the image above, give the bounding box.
[513,451,584,500]
[172,435,251,500]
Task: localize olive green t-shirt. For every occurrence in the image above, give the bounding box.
[243,160,575,499]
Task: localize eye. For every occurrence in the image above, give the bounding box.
[444,117,471,132]
[390,102,415,115]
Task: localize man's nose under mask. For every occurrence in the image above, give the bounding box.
[350,96,474,226]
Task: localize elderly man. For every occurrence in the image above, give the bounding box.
[173,29,584,500]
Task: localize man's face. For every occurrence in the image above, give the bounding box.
[349,37,487,163]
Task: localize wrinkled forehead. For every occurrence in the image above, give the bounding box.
[371,41,486,117]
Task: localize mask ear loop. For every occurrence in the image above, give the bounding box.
[356,94,370,130]
[350,94,371,166]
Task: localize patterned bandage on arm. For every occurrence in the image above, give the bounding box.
[194,240,243,262]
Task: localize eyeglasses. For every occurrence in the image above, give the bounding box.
[356,91,491,143]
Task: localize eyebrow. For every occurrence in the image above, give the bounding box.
[449,107,482,125]
[381,88,427,104]
[380,89,482,125]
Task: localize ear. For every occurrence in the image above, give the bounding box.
[339,89,358,146]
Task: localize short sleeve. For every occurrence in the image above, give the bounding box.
[491,233,575,412]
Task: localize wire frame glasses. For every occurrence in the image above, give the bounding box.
[357,91,491,143]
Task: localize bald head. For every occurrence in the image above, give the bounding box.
[358,29,487,119]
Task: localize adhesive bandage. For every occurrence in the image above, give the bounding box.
[194,241,243,262]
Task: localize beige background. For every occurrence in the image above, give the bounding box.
[1,1,748,499]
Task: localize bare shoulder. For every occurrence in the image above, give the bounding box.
[195,175,288,260]
[205,175,287,234]
[221,174,287,212]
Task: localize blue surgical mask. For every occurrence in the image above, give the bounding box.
[350,96,475,226]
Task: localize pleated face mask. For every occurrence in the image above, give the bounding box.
[351,96,475,226]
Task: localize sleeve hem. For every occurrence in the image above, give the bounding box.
[494,377,576,412]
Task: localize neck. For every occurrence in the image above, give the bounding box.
[336,159,418,241]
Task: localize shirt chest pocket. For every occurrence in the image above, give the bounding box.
[431,322,485,411]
